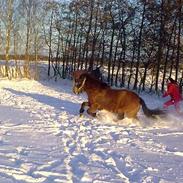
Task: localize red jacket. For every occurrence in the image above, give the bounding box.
[163,83,182,102]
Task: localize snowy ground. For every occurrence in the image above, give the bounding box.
[0,78,183,183]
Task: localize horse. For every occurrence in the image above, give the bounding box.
[73,73,165,120]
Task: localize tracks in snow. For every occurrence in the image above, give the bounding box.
[0,80,182,182]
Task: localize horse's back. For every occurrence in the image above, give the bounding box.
[101,88,140,115]
[107,88,139,102]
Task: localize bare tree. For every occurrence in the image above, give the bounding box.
[3,0,14,77]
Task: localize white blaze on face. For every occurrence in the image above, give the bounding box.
[78,77,86,91]
[72,79,79,94]
[73,77,86,94]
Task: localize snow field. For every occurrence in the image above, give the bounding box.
[0,78,182,183]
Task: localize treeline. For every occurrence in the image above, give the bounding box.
[0,0,182,93]
[0,54,48,61]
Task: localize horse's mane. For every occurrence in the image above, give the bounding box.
[80,73,109,89]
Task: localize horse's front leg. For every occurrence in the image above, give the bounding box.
[87,104,98,117]
[79,101,89,116]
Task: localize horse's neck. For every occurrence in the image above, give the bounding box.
[85,81,104,95]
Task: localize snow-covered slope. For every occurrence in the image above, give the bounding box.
[0,78,183,183]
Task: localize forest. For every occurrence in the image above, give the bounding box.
[0,0,182,93]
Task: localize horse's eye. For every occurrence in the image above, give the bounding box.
[75,78,80,82]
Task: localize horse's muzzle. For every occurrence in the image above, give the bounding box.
[72,77,86,94]
[73,86,79,94]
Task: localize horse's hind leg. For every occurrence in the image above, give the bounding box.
[126,105,140,121]
[117,113,124,120]
[79,101,89,116]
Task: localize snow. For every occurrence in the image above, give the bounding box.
[0,77,183,183]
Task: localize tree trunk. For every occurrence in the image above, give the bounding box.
[133,2,146,90]
[5,0,14,77]
[175,0,182,81]
[155,0,165,92]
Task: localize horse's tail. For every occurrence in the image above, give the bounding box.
[139,97,165,118]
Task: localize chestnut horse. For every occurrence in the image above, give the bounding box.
[73,73,165,120]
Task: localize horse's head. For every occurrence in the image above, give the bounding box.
[72,70,87,81]
[73,74,87,94]
[73,72,108,94]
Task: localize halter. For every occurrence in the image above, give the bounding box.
[75,77,86,94]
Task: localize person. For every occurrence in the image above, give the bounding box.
[163,77,182,113]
